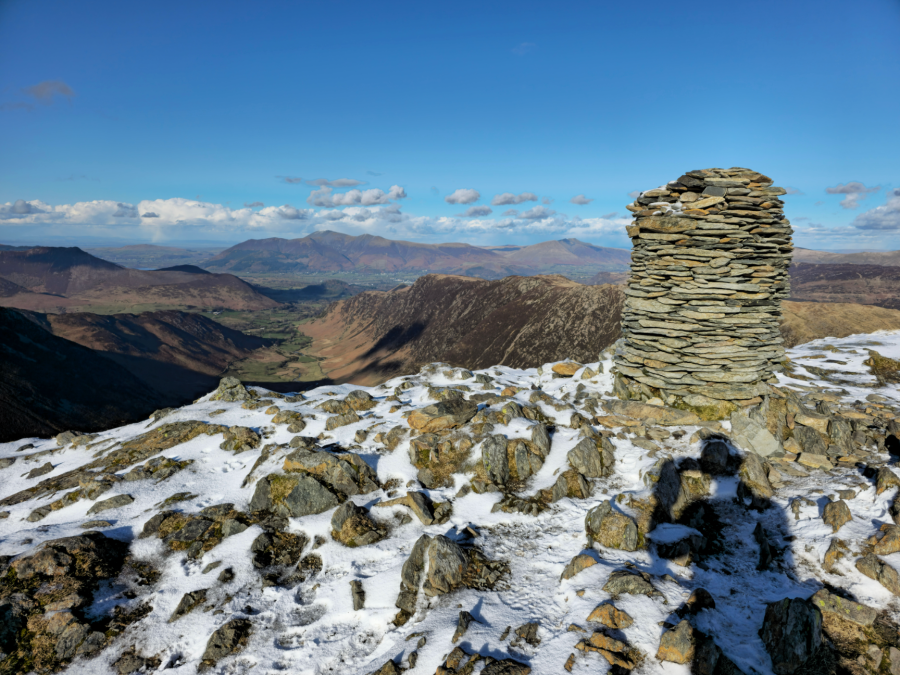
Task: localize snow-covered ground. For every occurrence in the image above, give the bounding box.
[2,331,900,674]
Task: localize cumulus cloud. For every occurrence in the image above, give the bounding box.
[853,189,900,231]
[519,205,556,220]
[0,196,639,247]
[458,206,493,217]
[826,181,881,209]
[23,80,75,103]
[491,192,538,206]
[307,185,407,207]
[444,188,480,205]
[306,178,366,188]
[141,212,159,218]
[512,42,536,56]
[244,201,264,208]
[502,209,519,217]
[570,194,593,205]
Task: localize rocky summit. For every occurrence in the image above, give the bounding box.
[1,331,900,674]
[615,168,792,419]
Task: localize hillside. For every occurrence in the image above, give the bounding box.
[788,262,900,310]
[793,248,900,266]
[0,246,279,312]
[86,243,223,269]
[302,274,626,384]
[203,231,629,277]
[0,332,899,674]
[36,310,275,399]
[0,307,167,441]
[301,274,900,385]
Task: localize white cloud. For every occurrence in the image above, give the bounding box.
[491,192,538,206]
[628,191,642,199]
[826,181,881,209]
[458,206,493,217]
[784,187,804,195]
[444,188,480,204]
[307,185,407,207]
[502,209,519,217]
[853,189,900,231]
[0,196,638,246]
[570,194,593,205]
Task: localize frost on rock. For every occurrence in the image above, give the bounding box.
[2,331,900,673]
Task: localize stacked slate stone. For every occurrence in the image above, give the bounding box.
[612,167,792,419]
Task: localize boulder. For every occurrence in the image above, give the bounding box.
[168,589,207,622]
[407,400,477,432]
[250,474,340,518]
[822,500,852,533]
[567,436,615,478]
[86,493,134,515]
[587,602,633,629]
[481,435,510,485]
[199,618,252,671]
[560,553,597,581]
[731,412,782,457]
[585,500,640,551]
[602,570,658,597]
[210,377,252,402]
[330,502,385,547]
[737,451,774,506]
[283,448,379,496]
[657,619,696,664]
[856,553,900,595]
[759,597,824,675]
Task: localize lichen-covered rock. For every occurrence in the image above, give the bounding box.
[168,588,207,622]
[585,500,640,551]
[822,499,852,533]
[410,433,475,488]
[737,451,774,506]
[856,553,900,595]
[602,569,658,597]
[0,532,129,672]
[326,411,361,430]
[560,553,597,581]
[587,602,633,629]
[199,618,252,671]
[731,412,782,457]
[250,473,340,518]
[330,502,385,547]
[283,447,378,496]
[219,426,261,453]
[657,619,696,664]
[482,435,510,485]
[567,435,615,478]
[209,377,253,402]
[602,399,702,426]
[86,493,134,515]
[407,399,477,432]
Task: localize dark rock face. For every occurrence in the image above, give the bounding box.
[0,532,130,673]
[759,597,824,675]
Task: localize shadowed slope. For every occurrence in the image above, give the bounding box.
[0,307,167,441]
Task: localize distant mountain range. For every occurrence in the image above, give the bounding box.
[202,231,631,276]
[0,246,279,312]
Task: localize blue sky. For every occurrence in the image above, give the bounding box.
[1,0,899,249]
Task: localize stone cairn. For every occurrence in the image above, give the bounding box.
[612,167,792,419]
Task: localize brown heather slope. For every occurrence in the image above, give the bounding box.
[781,300,900,347]
[32,310,275,399]
[0,308,167,442]
[0,246,279,312]
[302,274,900,385]
[302,274,625,384]
[793,248,900,266]
[788,262,900,310]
